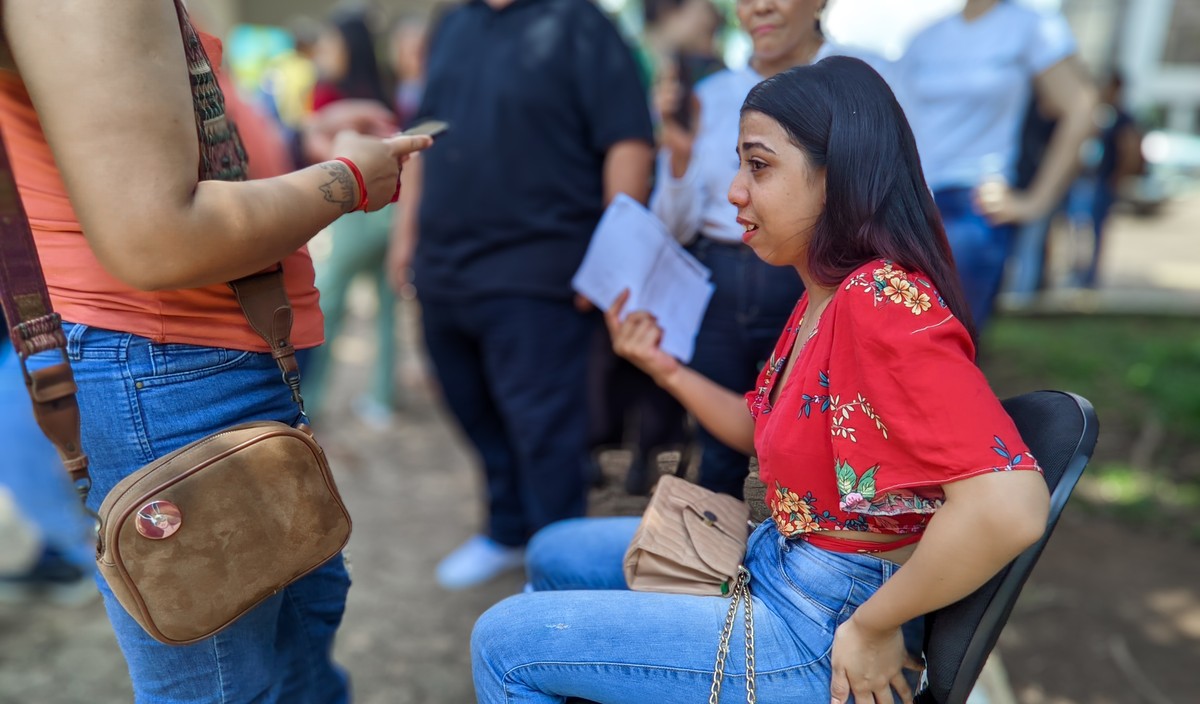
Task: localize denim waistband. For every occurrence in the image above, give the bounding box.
[748,520,899,588]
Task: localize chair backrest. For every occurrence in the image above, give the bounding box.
[916,390,1099,704]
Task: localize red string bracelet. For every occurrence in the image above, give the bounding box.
[333,157,369,212]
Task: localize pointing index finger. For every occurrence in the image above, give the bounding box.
[383,134,434,158]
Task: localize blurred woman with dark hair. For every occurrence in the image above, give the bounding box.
[471,57,1049,704]
[312,10,390,109]
[305,9,404,425]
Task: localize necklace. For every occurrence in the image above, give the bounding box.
[763,294,835,407]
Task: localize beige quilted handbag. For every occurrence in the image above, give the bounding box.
[623,474,758,702]
[623,474,752,597]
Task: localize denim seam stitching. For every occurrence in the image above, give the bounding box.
[132,349,256,387]
[499,658,833,695]
[210,629,230,703]
[282,587,320,696]
[775,548,852,621]
[117,335,158,465]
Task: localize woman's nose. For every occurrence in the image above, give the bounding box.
[728,172,749,207]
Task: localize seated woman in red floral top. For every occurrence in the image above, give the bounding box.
[470,56,1049,704]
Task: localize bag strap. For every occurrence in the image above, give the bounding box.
[710,567,756,704]
[0,129,89,490]
[228,269,305,415]
[169,0,306,416]
[0,0,306,495]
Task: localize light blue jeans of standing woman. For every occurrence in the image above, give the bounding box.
[28,322,352,704]
[472,517,923,703]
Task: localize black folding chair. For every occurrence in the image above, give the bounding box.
[568,391,1097,704]
[916,390,1099,703]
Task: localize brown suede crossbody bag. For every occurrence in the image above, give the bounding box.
[0,0,351,645]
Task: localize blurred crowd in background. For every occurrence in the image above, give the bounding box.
[1,0,1195,631]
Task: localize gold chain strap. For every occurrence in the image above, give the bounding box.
[709,567,756,704]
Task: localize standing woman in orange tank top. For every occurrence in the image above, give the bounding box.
[0,1,430,701]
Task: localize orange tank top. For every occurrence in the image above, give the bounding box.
[0,33,323,352]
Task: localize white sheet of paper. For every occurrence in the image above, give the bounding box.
[639,248,716,362]
[570,194,664,313]
[572,194,713,363]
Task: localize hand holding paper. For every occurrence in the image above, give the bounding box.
[603,290,681,384]
[572,194,715,363]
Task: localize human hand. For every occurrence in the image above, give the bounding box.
[331,131,433,213]
[830,616,924,704]
[973,181,1042,225]
[573,293,595,313]
[604,289,680,384]
[302,100,398,164]
[386,232,415,297]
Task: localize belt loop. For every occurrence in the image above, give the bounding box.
[63,322,85,360]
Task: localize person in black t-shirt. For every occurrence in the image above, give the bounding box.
[388,0,654,590]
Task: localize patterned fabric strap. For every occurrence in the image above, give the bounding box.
[0,128,61,356]
[0,122,89,484]
[172,0,303,413]
[171,0,249,182]
[0,2,258,488]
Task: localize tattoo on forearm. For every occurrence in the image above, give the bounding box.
[318,162,357,213]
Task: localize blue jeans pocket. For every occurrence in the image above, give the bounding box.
[138,342,255,385]
[774,542,856,632]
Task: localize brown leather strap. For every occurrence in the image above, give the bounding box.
[172,0,305,413]
[0,124,90,486]
[228,270,305,414]
[0,0,303,494]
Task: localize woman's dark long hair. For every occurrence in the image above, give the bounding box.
[329,10,389,105]
[741,56,977,345]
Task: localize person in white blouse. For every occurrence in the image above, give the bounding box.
[651,0,889,498]
[896,0,1096,332]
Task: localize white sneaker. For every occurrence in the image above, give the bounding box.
[351,395,394,432]
[435,535,525,590]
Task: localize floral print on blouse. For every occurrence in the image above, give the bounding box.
[746,260,1042,540]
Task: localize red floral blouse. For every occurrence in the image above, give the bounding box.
[745,259,1042,541]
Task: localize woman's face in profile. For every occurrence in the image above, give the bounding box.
[728,110,825,268]
[736,0,823,62]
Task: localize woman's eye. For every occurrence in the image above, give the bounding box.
[748,159,767,172]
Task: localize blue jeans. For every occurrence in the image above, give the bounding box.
[473,517,923,703]
[30,323,350,704]
[1064,176,1116,288]
[1005,216,1052,301]
[0,345,95,570]
[934,188,1015,333]
[687,239,804,498]
[420,295,595,547]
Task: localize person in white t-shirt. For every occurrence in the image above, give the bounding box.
[651,0,893,499]
[896,0,1096,332]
